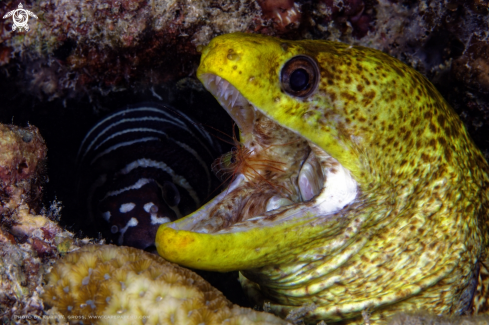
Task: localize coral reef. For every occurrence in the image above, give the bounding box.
[0,123,48,236]
[43,244,290,325]
[0,123,46,208]
[0,122,77,323]
[313,0,374,38]
[256,0,301,33]
[0,0,264,99]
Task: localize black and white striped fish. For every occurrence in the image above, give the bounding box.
[76,104,222,251]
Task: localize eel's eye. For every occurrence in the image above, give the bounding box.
[162,181,180,207]
[281,55,319,97]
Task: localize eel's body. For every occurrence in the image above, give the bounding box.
[156,33,489,324]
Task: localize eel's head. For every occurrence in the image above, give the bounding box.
[156,33,489,323]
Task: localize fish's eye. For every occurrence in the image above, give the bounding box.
[281,55,319,97]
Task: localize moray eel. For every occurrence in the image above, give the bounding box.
[156,33,489,324]
[77,104,221,250]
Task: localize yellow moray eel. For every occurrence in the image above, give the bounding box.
[156,33,489,324]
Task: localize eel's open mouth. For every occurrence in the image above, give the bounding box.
[166,75,358,234]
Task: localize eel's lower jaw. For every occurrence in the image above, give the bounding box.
[161,74,358,234]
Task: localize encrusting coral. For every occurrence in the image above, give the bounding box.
[43,245,291,325]
[0,0,264,100]
[0,123,46,207]
[0,122,82,322]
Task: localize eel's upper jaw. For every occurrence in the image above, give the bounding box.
[199,74,256,138]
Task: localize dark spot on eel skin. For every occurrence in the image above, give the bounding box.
[430,123,437,133]
[341,92,356,102]
[438,137,447,147]
[437,114,446,127]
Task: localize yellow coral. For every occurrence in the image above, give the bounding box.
[43,245,290,325]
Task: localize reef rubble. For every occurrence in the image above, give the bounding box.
[0,122,74,323]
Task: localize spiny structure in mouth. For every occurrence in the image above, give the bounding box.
[178,74,358,234]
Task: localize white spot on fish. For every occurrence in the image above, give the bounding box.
[144,202,170,224]
[143,202,155,213]
[151,215,171,225]
[119,202,136,213]
[118,217,138,245]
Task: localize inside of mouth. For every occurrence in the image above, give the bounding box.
[164,74,358,234]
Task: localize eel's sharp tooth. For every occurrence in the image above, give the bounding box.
[219,81,229,97]
[230,89,240,107]
[298,151,323,202]
[298,163,316,201]
[266,196,293,212]
[224,89,232,101]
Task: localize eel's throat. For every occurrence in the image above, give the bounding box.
[168,74,359,234]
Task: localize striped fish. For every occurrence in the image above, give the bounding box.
[76,104,222,251]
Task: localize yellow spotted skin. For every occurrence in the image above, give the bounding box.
[157,33,489,324]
